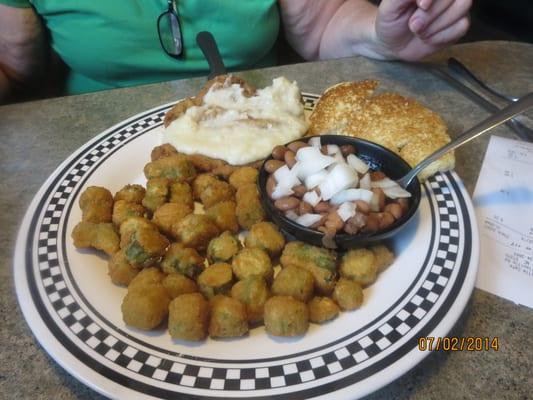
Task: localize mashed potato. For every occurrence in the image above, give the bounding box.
[163,77,309,165]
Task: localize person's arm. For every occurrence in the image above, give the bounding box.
[278,0,471,61]
[0,4,47,103]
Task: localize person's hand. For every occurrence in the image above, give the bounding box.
[375,0,471,61]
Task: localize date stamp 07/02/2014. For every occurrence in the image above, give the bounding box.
[418,337,500,352]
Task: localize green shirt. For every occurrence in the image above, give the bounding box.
[3,0,279,94]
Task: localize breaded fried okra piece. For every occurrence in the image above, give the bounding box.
[112,200,146,226]
[142,178,171,213]
[169,181,194,209]
[207,231,240,263]
[144,155,196,182]
[332,278,363,311]
[79,186,114,223]
[340,248,377,287]
[199,179,235,208]
[208,295,248,338]
[205,200,239,234]
[168,293,210,341]
[162,273,198,299]
[119,217,169,268]
[121,284,170,330]
[197,263,234,299]
[128,267,165,291]
[114,184,146,204]
[192,173,219,201]
[71,221,119,255]
[280,241,337,295]
[370,244,394,273]
[161,243,205,278]
[264,296,309,337]
[231,248,273,283]
[244,221,286,257]
[152,202,193,238]
[228,166,258,189]
[308,297,340,324]
[151,143,179,161]
[175,214,220,251]
[108,249,139,286]
[230,276,270,324]
[235,183,265,230]
[271,266,314,303]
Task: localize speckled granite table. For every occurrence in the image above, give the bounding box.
[1,41,532,400]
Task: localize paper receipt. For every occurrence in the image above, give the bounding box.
[473,135,533,308]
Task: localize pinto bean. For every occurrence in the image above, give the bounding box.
[344,212,367,234]
[266,176,276,197]
[284,150,296,168]
[272,145,287,161]
[384,203,403,220]
[372,188,386,211]
[298,201,313,215]
[264,159,285,174]
[397,198,409,212]
[340,144,356,157]
[324,211,344,233]
[314,201,331,213]
[370,171,387,181]
[354,200,370,214]
[293,184,307,197]
[377,212,395,229]
[363,213,380,232]
[274,196,300,211]
[287,141,309,153]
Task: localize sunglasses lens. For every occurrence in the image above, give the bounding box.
[158,11,182,56]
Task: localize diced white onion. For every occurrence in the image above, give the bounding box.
[337,202,356,222]
[296,213,323,227]
[274,165,300,188]
[294,157,335,180]
[329,188,374,205]
[359,173,371,190]
[327,144,341,155]
[333,152,346,165]
[304,170,328,189]
[369,192,380,212]
[370,177,398,189]
[308,137,321,148]
[319,163,358,200]
[303,191,321,207]
[271,184,294,200]
[295,146,323,161]
[347,154,370,174]
[383,186,412,199]
[285,210,299,221]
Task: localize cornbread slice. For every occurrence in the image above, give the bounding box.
[308,81,454,181]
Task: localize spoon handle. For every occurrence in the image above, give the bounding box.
[399,92,533,188]
[196,31,227,80]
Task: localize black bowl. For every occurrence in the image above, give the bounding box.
[257,135,421,249]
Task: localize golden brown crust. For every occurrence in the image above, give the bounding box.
[308,81,454,181]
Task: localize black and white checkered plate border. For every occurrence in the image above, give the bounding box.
[14,94,479,400]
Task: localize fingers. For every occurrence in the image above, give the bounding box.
[409,0,472,38]
[422,16,470,45]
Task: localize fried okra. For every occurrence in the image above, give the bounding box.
[197,263,234,299]
[370,244,394,273]
[340,248,377,287]
[280,242,337,295]
[114,184,145,204]
[192,173,219,201]
[72,221,119,255]
[230,276,269,324]
[332,278,363,311]
[168,293,210,341]
[122,268,169,330]
[112,200,146,226]
[271,266,314,303]
[235,183,266,230]
[308,297,339,324]
[208,295,248,338]
[175,214,220,250]
[121,284,170,330]
[232,248,273,283]
[119,217,169,268]
[169,181,194,209]
[142,178,171,213]
[205,200,239,234]
[151,143,179,161]
[244,221,285,257]
[161,243,204,278]
[264,296,309,337]
[143,155,196,182]
[162,273,198,299]
[152,202,193,238]
[228,166,258,189]
[207,231,240,263]
[108,249,139,286]
[79,186,113,223]
[199,179,235,208]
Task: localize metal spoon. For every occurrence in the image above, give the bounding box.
[398,92,533,188]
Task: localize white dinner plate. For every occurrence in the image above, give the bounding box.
[14,94,479,399]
